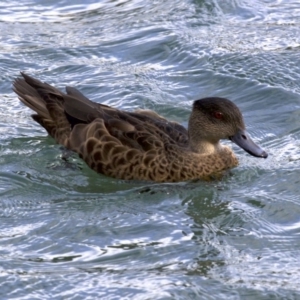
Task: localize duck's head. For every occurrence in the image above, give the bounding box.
[188,97,268,158]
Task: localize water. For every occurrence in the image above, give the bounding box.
[1,0,300,299]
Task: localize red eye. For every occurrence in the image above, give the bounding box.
[213,111,223,119]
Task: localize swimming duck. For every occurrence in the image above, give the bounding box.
[13,73,267,182]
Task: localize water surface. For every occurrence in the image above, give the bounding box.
[0,0,300,299]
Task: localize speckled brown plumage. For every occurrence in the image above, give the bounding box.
[13,73,267,182]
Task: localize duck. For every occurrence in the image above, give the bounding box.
[13,72,267,182]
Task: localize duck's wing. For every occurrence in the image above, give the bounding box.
[64,86,189,147]
[128,110,188,146]
[63,95,188,151]
[13,73,188,165]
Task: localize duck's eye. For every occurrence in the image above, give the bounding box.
[213,111,223,119]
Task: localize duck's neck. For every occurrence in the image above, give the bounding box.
[187,113,223,154]
[189,139,221,155]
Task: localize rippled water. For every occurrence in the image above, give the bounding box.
[1,0,300,299]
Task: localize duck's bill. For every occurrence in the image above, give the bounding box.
[230,129,268,158]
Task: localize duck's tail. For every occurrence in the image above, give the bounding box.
[13,72,71,146]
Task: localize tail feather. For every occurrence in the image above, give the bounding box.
[13,73,71,146]
[13,78,49,119]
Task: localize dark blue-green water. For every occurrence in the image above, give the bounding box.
[1,0,300,299]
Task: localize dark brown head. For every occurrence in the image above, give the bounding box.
[188,97,268,158]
